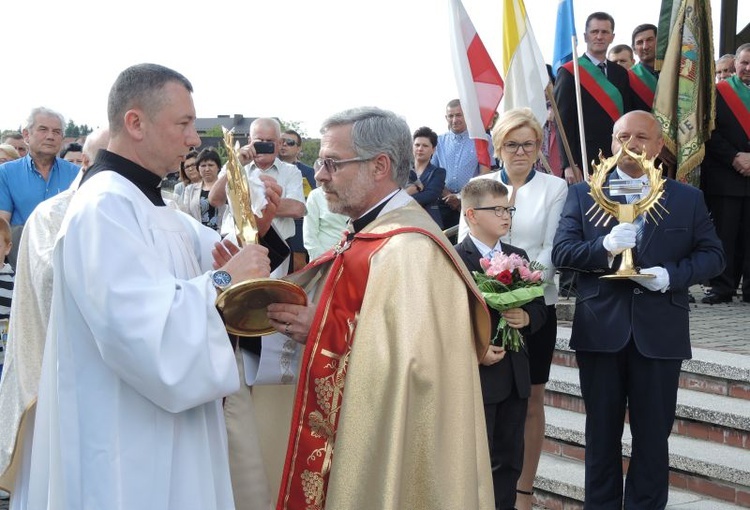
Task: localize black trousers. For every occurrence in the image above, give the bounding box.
[484,389,528,510]
[576,340,681,510]
[706,194,750,297]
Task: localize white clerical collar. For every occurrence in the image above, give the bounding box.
[469,234,502,258]
[348,189,402,233]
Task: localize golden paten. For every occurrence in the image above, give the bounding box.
[216,128,307,336]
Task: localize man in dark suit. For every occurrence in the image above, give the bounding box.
[554,12,633,185]
[701,44,750,304]
[552,111,724,509]
[455,178,547,510]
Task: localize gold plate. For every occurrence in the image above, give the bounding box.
[600,272,656,280]
[216,278,308,336]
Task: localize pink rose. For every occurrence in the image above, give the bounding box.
[480,257,491,271]
[529,270,543,283]
[518,265,532,280]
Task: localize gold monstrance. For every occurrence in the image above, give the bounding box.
[586,140,669,280]
[215,128,307,336]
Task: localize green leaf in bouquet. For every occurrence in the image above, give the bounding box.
[481,286,545,312]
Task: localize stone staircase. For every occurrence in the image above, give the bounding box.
[531,322,750,509]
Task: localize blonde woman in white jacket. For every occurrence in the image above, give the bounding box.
[458,108,568,510]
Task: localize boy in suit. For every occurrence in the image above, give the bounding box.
[456,179,548,510]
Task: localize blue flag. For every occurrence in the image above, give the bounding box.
[552,0,576,76]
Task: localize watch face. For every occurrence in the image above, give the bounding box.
[212,270,232,288]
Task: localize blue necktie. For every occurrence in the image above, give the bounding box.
[627,194,645,251]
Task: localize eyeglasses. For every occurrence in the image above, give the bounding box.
[314,156,373,173]
[501,141,538,154]
[281,138,298,147]
[183,163,197,170]
[472,206,516,218]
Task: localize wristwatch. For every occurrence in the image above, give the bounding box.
[211,270,232,292]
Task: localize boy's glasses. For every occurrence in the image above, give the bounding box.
[472,206,516,218]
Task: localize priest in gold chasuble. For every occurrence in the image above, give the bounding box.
[267,107,495,510]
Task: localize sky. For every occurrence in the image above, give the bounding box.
[1,0,743,139]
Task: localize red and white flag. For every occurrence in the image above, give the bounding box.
[448,0,504,167]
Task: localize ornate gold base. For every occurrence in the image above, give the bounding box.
[216,278,308,336]
[600,271,656,280]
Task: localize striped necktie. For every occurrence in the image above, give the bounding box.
[627,193,645,250]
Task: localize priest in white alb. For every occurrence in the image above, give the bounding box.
[26,63,276,510]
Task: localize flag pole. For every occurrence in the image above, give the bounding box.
[545,83,576,178]
[570,35,590,181]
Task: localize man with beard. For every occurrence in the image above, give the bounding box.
[265,107,494,510]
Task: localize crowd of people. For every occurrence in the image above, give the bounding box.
[0,9,744,510]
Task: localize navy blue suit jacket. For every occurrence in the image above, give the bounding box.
[702,86,750,197]
[455,236,547,403]
[552,174,724,359]
[409,163,446,227]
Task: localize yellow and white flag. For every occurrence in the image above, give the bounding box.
[500,0,551,127]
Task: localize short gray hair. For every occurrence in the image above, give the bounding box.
[320,107,412,186]
[82,127,110,162]
[107,63,193,135]
[736,44,750,58]
[250,117,281,138]
[25,107,65,132]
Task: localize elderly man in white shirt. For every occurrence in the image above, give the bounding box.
[208,116,307,510]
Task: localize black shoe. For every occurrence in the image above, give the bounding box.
[688,293,696,303]
[701,293,733,304]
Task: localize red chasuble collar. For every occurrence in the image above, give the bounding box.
[563,58,625,122]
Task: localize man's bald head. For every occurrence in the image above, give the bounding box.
[82,128,111,170]
[611,111,664,177]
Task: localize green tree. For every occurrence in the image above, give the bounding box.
[299,139,320,167]
[279,119,306,138]
[204,125,225,137]
[65,120,80,138]
[64,121,92,138]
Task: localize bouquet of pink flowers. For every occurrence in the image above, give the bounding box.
[472,252,546,351]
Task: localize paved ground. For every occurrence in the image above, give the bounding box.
[558,284,750,356]
[0,289,743,509]
[685,285,750,355]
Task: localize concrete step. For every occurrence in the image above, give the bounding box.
[535,452,749,509]
[555,326,750,401]
[547,363,750,446]
[543,406,750,487]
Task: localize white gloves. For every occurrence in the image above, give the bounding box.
[603,223,637,256]
[630,266,670,292]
